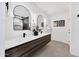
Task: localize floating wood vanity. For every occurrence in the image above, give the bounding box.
[5,34,51,57]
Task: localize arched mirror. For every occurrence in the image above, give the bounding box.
[13,5,31,30]
[37,15,44,31]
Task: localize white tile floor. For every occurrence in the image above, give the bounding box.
[32,40,75,57]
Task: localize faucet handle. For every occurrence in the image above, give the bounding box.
[23,33,26,38]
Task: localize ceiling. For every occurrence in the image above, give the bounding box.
[34,2,70,16]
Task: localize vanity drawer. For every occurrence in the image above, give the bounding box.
[5,34,51,57]
[22,38,50,57]
[5,38,43,57]
[5,41,33,57]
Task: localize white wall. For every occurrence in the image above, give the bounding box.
[70,3,79,56]
[5,2,50,40]
[6,2,36,40]
[51,12,70,44]
[36,2,70,44]
[0,3,5,57]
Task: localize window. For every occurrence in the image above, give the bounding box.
[53,20,65,27]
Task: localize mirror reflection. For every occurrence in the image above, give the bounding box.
[13,5,31,30]
[37,15,44,28]
[37,15,44,33]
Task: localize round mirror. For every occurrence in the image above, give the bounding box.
[13,5,31,30]
[37,15,44,30]
[13,5,30,17]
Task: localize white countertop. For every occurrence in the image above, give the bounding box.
[5,32,51,50]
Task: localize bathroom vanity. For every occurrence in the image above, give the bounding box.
[5,3,51,57]
[5,33,51,57]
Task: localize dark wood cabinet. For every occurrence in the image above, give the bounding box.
[5,34,51,57]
